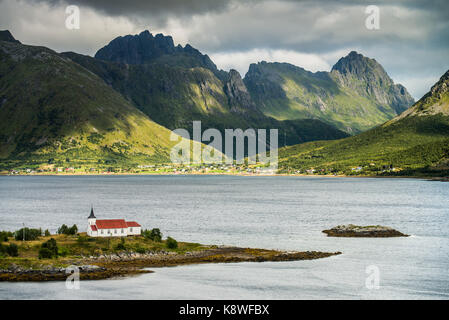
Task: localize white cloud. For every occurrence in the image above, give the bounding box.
[210,49,331,76]
[395,75,440,101]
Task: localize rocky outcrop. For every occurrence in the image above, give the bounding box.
[224,69,257,113]
[322,224,408,237]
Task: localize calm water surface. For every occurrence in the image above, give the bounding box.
[0,175,448,299]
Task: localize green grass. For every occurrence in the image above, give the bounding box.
[0,41,205,168]
[279,114,449,176]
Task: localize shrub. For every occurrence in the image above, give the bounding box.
[135,245,146,254]
[39,238,58,259]
[6,243,18,257]
[0,244,6,257]
[38,247,53,259]
[14,228,42,241]
[114,238,126,251]
[166,237,178,249]
[142,228,162,242]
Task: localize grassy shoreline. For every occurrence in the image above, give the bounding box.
[0,233,341,282]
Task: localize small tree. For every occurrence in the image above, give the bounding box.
[58,224,78,235]
[166,237,178,249]
[57,224,69,235]
[68,224,78,235]
[6,243,19,257]
[142,228,162,242]
[44,229,51,237]
[14,228,41,241]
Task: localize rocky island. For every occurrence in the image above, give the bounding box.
[322,224,409,238]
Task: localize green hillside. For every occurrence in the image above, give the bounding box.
[244,52,414,134]
[278,69,449,177]
[0,38,189,171]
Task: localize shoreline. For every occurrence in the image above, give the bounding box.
[0,247,341,282]
[1,171,447,181]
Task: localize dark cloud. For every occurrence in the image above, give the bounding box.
[29,0,233,21]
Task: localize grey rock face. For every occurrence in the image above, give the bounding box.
[94,30,220,76]
[331,51,415,114]
[224,69,257,112]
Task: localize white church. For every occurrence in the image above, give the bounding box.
[86,207,141,237]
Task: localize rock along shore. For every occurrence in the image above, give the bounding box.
[0,246,341,282]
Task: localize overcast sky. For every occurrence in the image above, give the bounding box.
[1,0,448,99]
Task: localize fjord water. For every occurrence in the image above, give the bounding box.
[0,175,448,299]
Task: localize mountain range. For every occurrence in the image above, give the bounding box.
[279,69,449,176]
[245,52,414,133]
[0,30,423,171]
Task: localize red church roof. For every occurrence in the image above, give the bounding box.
[126,221,141,227]
[90,225,98,231]
[95,219,128,229]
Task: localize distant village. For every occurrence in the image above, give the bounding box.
[5,163,278,176]
[3,161,401,176]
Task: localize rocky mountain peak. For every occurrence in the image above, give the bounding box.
[331,51,414,113]
[331,51,386,78]
[0,30,21,44]
[94,30,223,78]
[94,30,177,64]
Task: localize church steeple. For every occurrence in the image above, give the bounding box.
[88,206,96,219]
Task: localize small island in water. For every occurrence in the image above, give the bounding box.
[322,224,409,238]
[0,228,341,282]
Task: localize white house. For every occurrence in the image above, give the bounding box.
[86,207,141,237]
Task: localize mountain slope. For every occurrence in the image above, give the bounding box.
[0,37,186,169]
[278,69,449,176]
[244,52,414,134]
[62,31,349,146]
